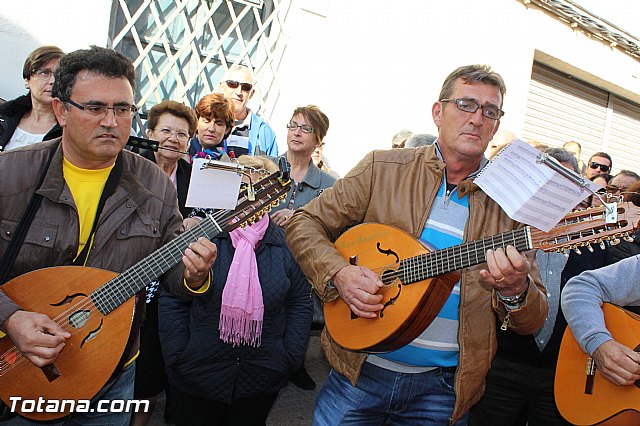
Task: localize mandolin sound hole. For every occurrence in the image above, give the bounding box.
[50,292,87,307]
[68,310,91,328]
[80,319,103,349]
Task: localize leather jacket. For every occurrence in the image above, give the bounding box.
[285,145,548,422]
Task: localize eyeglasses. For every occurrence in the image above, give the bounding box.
[286,122,314,134]
[66,99,138,118]
[31,69,55,80]
[224,80,253,92]
[589,161,611,173]
[440,98,504,120]
[155,127,190,142]
[606,185,625,193]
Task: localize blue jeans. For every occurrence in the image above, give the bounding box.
[6,362,136,426]
[313,362,468,426]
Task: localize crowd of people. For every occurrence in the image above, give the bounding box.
[1,45,639,426]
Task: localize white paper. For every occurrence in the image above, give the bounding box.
[185,158,243,210]
[475,140,601,232]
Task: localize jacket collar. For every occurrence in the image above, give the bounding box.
[37,138,154,208]
[283,151,323,189]
[428,140,485,196]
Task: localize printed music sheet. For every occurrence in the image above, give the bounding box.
[475,140,601,231]
[186,158,243,209]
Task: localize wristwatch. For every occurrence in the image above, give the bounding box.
[497,278,530,308]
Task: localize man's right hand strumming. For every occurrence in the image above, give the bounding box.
[333,265,384,319]
[3,310,70,367]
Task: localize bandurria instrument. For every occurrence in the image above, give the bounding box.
[0,167,290,420]
[324,202,640,352]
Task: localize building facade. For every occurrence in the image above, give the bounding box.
[1,0,639,175]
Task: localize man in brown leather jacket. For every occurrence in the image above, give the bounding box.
[0,46,216,425]
[286,65,548,425]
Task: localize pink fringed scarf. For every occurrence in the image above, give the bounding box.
[219,214,269,347]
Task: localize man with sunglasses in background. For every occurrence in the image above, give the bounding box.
[586,151,613,179]
[189,64,278,159]
[286,64,548,425]
[0,46,216,425]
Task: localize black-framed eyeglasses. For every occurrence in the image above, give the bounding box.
[440,98,504,120]
[224,80,253,92]
[286,122,314,134]
[66,99,138,118]
[589,161,611,173]
[31,68,55,79]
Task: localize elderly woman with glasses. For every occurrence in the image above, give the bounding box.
[0,45,64,152]
[140,100,197,218]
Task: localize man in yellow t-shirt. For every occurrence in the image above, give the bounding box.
[0,46,217,425]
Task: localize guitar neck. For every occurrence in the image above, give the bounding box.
[401,227,532,284]
[91,215,223,315]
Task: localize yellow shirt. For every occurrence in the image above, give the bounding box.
[62,157,113,262]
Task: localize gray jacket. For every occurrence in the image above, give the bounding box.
[562,255,640,355]
[273,154,336,212]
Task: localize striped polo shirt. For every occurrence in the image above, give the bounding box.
[368,143,486,372]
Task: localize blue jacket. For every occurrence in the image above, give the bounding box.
[158,221,312,402]
[247,112,278,156]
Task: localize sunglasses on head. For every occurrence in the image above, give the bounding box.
[225,80,253,92]
[589,161,611,173]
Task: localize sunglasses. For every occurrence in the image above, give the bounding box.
[589,161,610,173]
[225,80,253,92]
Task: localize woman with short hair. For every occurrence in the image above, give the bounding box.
[0,45,64,151]
[188,93,236,161]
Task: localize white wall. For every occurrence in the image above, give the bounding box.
[272,0,640,176]
[0,1,112,101]
[2,0,637,177]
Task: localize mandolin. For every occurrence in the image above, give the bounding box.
[0,169,290,420]
[324,202,640,352]
[555,303,640,425]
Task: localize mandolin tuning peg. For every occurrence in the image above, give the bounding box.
[624,235,635,242]
[587,244,594,252]
[599,241,606,250]
[610,238,621,246]
[573,246,582,255]
[561,248,568,255]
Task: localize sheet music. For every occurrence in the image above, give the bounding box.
[185,158,243,210]
[475,140,601,232]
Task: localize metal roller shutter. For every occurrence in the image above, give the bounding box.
[608,95,640,174]
[523,62,640,175]
[522,63,608,158]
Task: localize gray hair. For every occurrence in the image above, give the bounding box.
[405,133,437,148]
[438,64,506,107]
[224,64,254,84]
[392,129,413,148]
[544,147,579,173]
